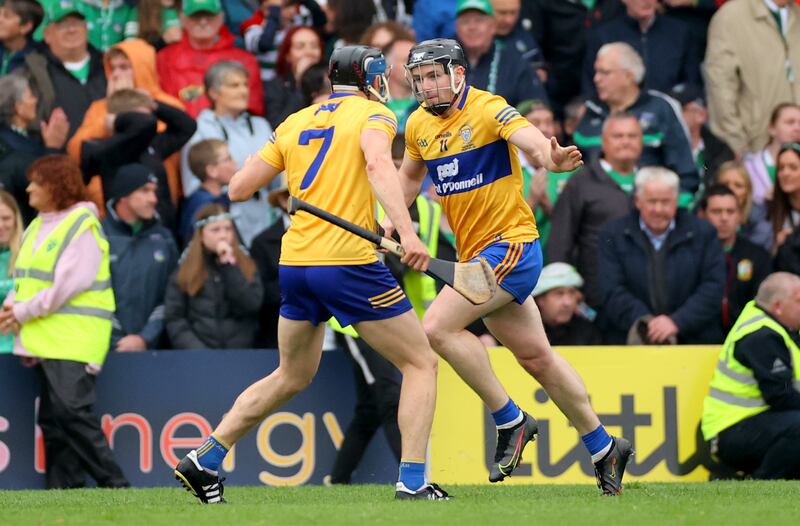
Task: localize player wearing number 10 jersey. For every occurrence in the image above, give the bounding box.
[172,45,450,503]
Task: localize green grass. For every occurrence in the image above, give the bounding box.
[1,482,798,526]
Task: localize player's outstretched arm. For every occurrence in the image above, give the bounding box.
[361,128,430,272]
[508,125,583,173]
[228,154,281,202]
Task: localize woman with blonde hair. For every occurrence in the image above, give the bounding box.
[716,160,772,252]
[0,191,23,353]
[165,203,263,349]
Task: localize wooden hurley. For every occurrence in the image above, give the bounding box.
[287,197,497,305]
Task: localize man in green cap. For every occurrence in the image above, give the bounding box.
[22,0,107,139]
[454,0,546,106]
[36,0,135,52]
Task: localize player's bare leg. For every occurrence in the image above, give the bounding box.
[174,318,325,503]
[355,309,449,499]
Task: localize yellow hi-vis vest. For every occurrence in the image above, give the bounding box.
[701,300,800,440]
[328,196,441,337]
[14,207,115,365]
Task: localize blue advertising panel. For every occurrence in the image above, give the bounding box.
[0,351,397,489]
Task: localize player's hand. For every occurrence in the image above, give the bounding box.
[116,335,147,352]
[399,234,430,272]
[647,315,678,344]
[549,137,583,173]
[378,217,396,252]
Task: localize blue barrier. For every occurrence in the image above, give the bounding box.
[0,351,397,489]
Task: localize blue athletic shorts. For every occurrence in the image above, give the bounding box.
[279,262,413,326]
[470,240,543,304]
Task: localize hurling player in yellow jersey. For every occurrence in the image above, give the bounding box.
[173,46,450,502]
[397,38,633,495]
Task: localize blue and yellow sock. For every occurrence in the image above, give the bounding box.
[398,459,425,491]
[196,434,229,472]
[492,398,523,429]
[582,425,613,463]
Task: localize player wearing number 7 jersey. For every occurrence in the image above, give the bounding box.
[172,45,450,502]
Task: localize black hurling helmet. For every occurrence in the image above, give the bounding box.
[328,45,391,102]
[404,38,467,116]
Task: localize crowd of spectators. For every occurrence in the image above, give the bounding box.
[0,0,798,352]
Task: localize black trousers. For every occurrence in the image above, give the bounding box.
[37,360,129,489]
[329,334,402,484]
[717,409,800,479]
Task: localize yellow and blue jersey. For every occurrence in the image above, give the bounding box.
[259,93,398,265]
[405,86,538,262]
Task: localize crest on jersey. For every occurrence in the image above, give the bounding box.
[459,125,472,145]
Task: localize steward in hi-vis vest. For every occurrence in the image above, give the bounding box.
[701,272,800,479]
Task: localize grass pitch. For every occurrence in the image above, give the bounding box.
[1,482,797,526]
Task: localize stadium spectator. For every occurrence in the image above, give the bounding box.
[79,88,196,231]
[361,20,413,49]
[383,36,417,133]
[67,39,187,214]
[0,0,43,76]
[702,272,800,480]
[705,0,800,155]
[123,0,183,50]
[102,164,178,352]
[768,143,800,253]
[669,84,734,197]
[717,161,773,252]
[165,204,263,349]
[743,103,800,206]
[0,155,128,489]
[549,113,641,308]
[698,184,771,335]
[179,139,235,245]
[22,0,106,140]
[322,0,376,52]
[264,25,323,127]
[574,42,697,196]
[521,0,623,111]
[454,0,547,106]
[240,0,326,83]
[180,61,274,247]
[582,0,699,99]
[597,167,724,344]
[492,0,544,81]
[300,62,332,104]
[156,0,263,118]
[516,99,568,258]
[0,73,69,225]
[412,0,456,42]
[532,262,602,346]
[0,191,22,354]
[66,0,135,52]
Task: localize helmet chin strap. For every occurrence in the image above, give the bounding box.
[366,74,391,103]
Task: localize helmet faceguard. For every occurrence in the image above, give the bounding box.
[328,45,392,103]
[404,39,467,116]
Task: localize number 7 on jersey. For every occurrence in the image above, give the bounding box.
[298,127,335,189]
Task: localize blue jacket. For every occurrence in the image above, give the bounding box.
[413,0,456,42]
[466,40,548,107]
[582,14,700,98]
[0,40,39,76]
[574,91,697,193]
[102,205,179,350]
[596,209,724,344]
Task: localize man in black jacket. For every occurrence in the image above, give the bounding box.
[22,0,105,139]
[698,184,771,335]
[597,166,724,344]
[549,113,641,308]
[80,89,196,233]
[102,164,179,352]
[701,272,800,479]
